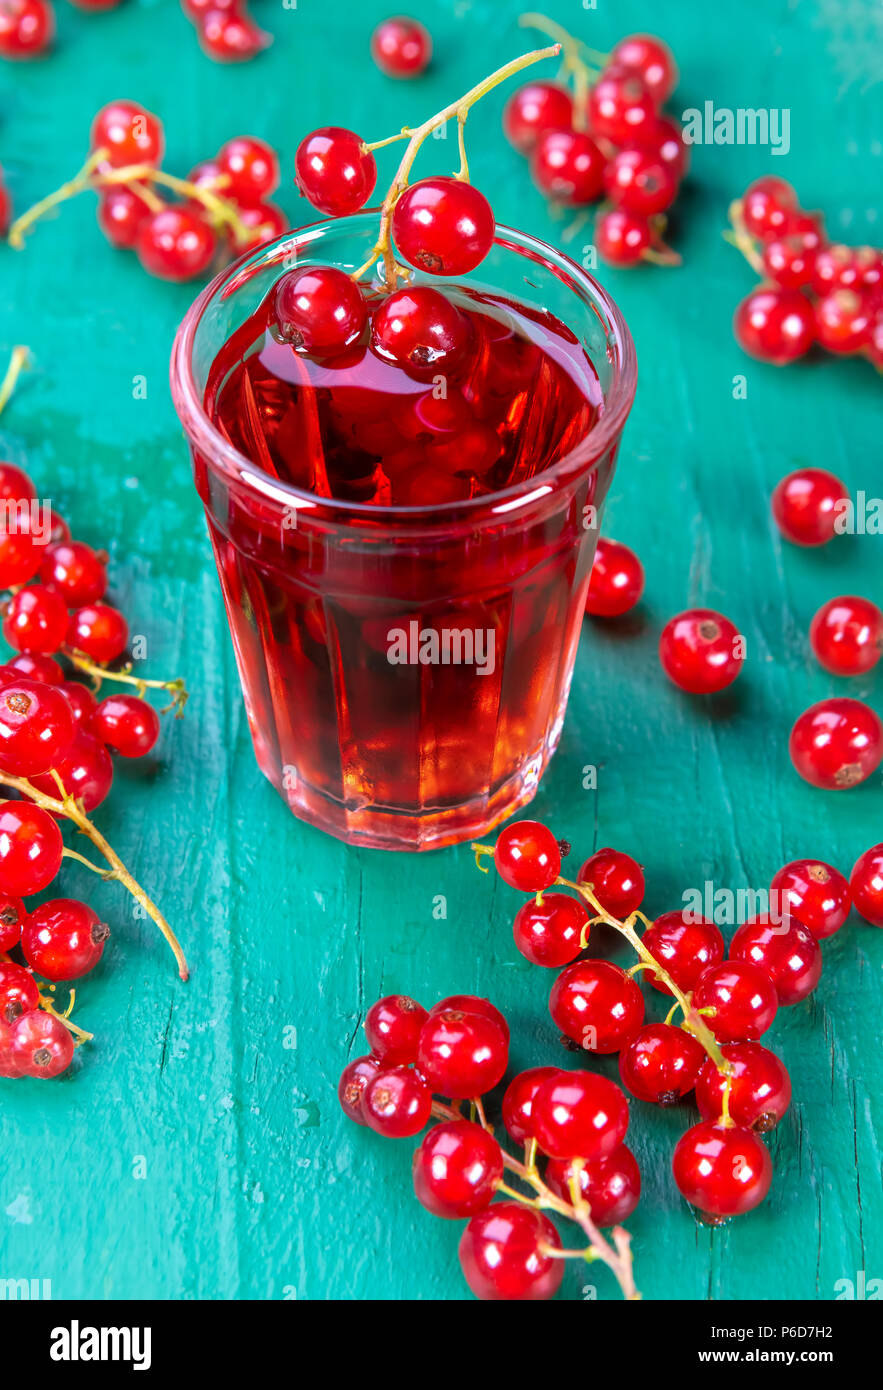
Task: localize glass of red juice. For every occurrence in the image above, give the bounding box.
[171,215,636,850]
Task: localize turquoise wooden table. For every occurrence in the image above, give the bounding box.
[1,0,880,1301]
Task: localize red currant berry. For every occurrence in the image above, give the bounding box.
[362,1064,432,1138]
[730,914,822,1006]
[789,697,883,790]
[531,129,605,205]
[273,266,367,357]
[392,177,495,276]
[501,1066,561,1144]
[413,1119,503,1218]
[603,147,678,216]
[577,847,644,919]
[762,233,816,290]
[673,1120,772,1220]
[532,1069,629,1160]
[337,1053,381,1124]
[512,892,588,967]
[0,800,62,896]
[0,679,75,776]
[3,584,68,654]
[40,540,107,606]
[61,681,98,726]
[0,960,39,1023]
[91,100,164,168]
[21,898,109,982]
[136,207,216,282]
[0,462,36,503]
[696,1042,791,1131]
[550,959,645,1054]
[0,0,54,58]
[618,1023,705,1104]
[493,820,561,893]
[364,994,428,1065]
[0,527,40,589]
[610,33,678,104]
[588,67,657,146]
[740,176,797,239]
[693,961,778,1043]
[294,127,377,217]
[370,15,431,78]
[503,81,573,154]
[777,209,825,252]
[29,729,114,812]
[417,1007,508,1099]
[11,1009,74,1078]
[227,200,287,254]
[850,844,883,928]
[594,207,652,266]
[371,287,471,378]
[770,859,850,940]
[66,603,129,663]
[659,608,744,694]
[585,537,645,617]
[181,0,238,22]
[642,115,689,178]
[92,694,160,758]
[545,1144,641,1226]
[814,289,871,355]
[47,510,70,545]
[429,994,509,1042]
[217,136,279,203]
[771,467,848,546]
[810,595,883,676]
[459,1202,562,1301]
[0,891,25,952]
[0,1016,22,1076]
[641,912,725,995]
[733,286,815,364]
[811,243,862,296]
[198,9,270,63]
[2,653,63,685]
[97,186,154,250]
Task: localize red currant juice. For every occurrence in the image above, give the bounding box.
[200,282,613,849]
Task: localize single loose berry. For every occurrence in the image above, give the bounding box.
[364,994,428,1065]
[733,286,815,364]
[29,729,114,812]
[0,679,75,776]
[641,912,725,995]
[512,892,588,967]
[429,994,509,1041]
[585,537,645,617]
[618,1023,705,1104]
[810,596,883,676]
[0,0,54,59]
[789,697,883,790]
[501,1066,561,1144]
[40,540,107,606]
[493,820,561,893]
[91,100,164,169]
[66,602,129,664]
[362,1065,432,1137]
[11,1009,74,1079]
[673,1120,772,1219]
[577,847,644,919]
[3,584,69,655]
[594,207,652,266]
[544,1145,641,1226]
[338,1054,381,1124]
[531,129,605,205]
[21,898,109,982]
[771,467,848,546]
[531,1069,630,1160]
[696,1042,791,1131]
[0,891,25,952]
[294,127,377,217]
[273,266,368,356]
[849,844,883,928]
[549,959,645,1054]
[740,176,797,239]
[603,147,679,216]
[417,1007,508,1099]
[730,914,822,1006]
[770,859,850,940]
[392,177,495,276]
[610,33,678,104]
[0,800,63,897]
[413,1120,503,1218]
[503,81,573,153]
[693,961,778,1043]
[0,960,39,1023]
[370,15,431,78]
[659,608,744,694]
[371,287,471,378]
[217,135,279,203]
[136,207,216,282]
[588,67,657,146]
[92,694,160,758]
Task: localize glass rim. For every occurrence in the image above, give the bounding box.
[170,214,638,525]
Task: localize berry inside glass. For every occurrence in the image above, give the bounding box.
[172,214,635,848]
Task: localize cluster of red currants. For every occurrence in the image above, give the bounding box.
[730,176,883,367]
[180,0,271,64]
[504,25,685,266]
[0,0,123,61]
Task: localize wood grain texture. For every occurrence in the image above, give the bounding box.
[0,0,880,1301]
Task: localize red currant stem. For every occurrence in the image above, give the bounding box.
[560,209,591,245]
[0,771,189,981]
[0,345,31,419]
[37,990,93,1044]
[351,43,561,286]
[719,1072,735,1128]
[61,846,112,876]
[62,648,189,716]
[664,1000,680,1026]
[362,131,413,153]
[538,1242,598,1261]
[642,245,683,268]
[518,12,602,130]
[7,148,108,249]
[724,199,765,274]
[455,111,470,182]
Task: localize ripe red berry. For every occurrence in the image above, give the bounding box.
[585,537,645,618]
[364,994,428,1065]
[762,233,816,291]
[695,1042,791,1131]
[493,820,561,893]
[370,286,471,378]
[594,207,652,266]
[217,135,279,203]
[545,1144,641,1226]
[659,608,744,694]
[642,115,689,178]
[3,584,68,655]
[66,602,129,663]
[392,177,495,276]
[771,467,848,546]
[413,1120,503,1218]
[693,961,778,1043]
[733,286,815,364]
[0,462,36,503]
[198,8,270,63]
[770,859,850,940]
[503,81,573,154]
[0,679,75,775]
[294,127,377,217]
[337,1054,381,1124]
[40,540,107,606]
[501,1065,561,1144]
[417,1007,508,1099]
[97,185,155,250]
[273,266,367,356]
[850,844,883,928]
[549,959,645,1054]
[62,681,98,726]
[603,147,678,216]
[673,1120,772,1219]
[370,15,431,78]
[618,1023,705,1104]
[789,697,883,790]
[811,243,864,296]
[2,653,63,685]
[227,200,287,254]
[21,898,109,982]
[512,892,588,967]
[0,527,41,589]
[0,959,39,1022]
[531,1069,629,1160]
[730,914,822,1006]
[610,33,678,104]
[810,596,883,676]
[588,67,657,146]
[136,207,216,282]
[577,846,644,918]
[0,800,63,896]
[814,289,871,355]
[362,1064,431,1137]
[740,176,797,240]
[92,694,160,758]
[641,911,725,995]
[428,994,509,1041]
[0,892,25,952]
[91,100,164,169]
[11,1009,74,1078]
[0,0,54,59]
[531,129,605,205]
[29,729,114,811]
